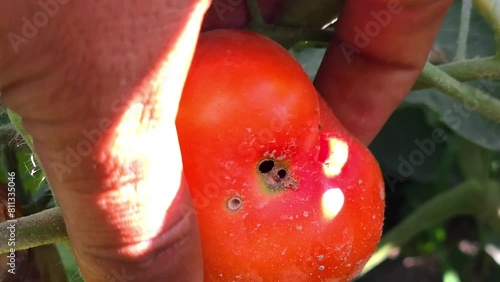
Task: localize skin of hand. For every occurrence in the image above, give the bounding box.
[0,0,450,281]
[1,0,210,281]
[314,0,455,144]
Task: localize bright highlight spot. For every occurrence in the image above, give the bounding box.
[323,138,349,177]
[321,188,344,219]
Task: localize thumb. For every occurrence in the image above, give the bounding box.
[0,0,210,280]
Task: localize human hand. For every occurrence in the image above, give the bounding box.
[1,1,211,280]
[0,0,452,281]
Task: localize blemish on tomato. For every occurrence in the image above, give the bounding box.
[263,150,277,159]
[321,188,344,219]
[258,159,298,191]
[321,138,349,178]
[227,195,243,211]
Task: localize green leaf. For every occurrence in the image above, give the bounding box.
[289,48,326,81]
[405,1,500,151]
[457,136,493,179]
[16,149,46,195]
[55,243,83,282]
[369,107,450,183]
[474,0,500,54]
[405,89,500,151]
[438,1,497,59]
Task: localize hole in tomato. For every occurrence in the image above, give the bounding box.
[258,160,298,192]
[227,195,242,211]
[258,160,274,173]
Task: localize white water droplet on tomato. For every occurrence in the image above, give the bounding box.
[321,188,344,219]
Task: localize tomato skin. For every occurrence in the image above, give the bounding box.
[177,29,384,281]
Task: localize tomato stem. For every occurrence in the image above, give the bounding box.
[418,61,500,124]
[248,24,332,49]
[413,57,500,89]
[360,180,500,277]
[0,207,69,254]
[244,0,332,48]
[6,109,35,154]
[453,0,472,62]
[277,0,343,29]
[245,0,264,26]
[0,124,20,147]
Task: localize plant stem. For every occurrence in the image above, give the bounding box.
[0,207,68,254]
[22,187,53,215]
[247,24,332,48]
[413,57,500,89]
[0,124,20,147]
[6,109,35,154]
[245,0,264,26]
[418,62,500,123]
[244,0,333,48]
[278,0,343,28]
[360,180,500,276]
[454,0,472,61]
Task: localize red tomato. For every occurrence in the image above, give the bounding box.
[176,29,385,281]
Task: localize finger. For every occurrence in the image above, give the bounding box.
[0,0,210,281]
[314,0,453,145]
